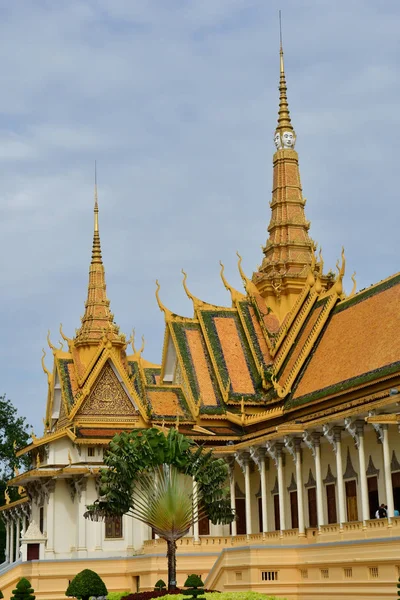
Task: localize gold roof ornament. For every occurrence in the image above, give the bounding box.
[74,165,124,347]
[236,252,259,296]
[59,323,73,349]
[219,261,246,303]
[349,272,357,298]
[4,489,10,505]
[155,280,173,321]
[47,330,56,353]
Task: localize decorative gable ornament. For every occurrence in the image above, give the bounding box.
[22,520,46,541]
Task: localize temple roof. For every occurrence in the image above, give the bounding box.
[289,272,400,408]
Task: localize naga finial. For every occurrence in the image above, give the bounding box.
[41,348,51,382]
[127,329,135,353]
[333,247,346,297]
[47,330,56,352]
[58,340,64,350]
[349,272,357,298]
[139,334,145,356]
[59,323,73,348]
[181,269,196,303]
[219,260,245,304]
[318,247,324,274]
[236,251,259,296]
[4,489,10,505]
[155,280,172,321]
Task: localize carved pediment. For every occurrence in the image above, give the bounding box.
[77,362,138,417]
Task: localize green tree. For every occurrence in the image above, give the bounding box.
[10,577,35,600]
[66,569,107,600]
[85,428,234,591]
[0,394,31,561]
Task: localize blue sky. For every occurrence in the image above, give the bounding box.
[0,0,399,433]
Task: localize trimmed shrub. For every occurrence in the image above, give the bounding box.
[66,569,108,600]
[10,578,35,600]
[183,576,205,600]
[154,581,167,592]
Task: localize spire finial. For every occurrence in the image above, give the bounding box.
[94,160,99,233]
[274,11,296,150]
[91,161,102,263]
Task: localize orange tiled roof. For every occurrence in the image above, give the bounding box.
[147,387,192,420]
[291,276,400,403]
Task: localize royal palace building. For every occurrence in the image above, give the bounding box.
[1,43,400,600]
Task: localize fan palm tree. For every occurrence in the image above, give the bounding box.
[132,464,204,586]
[85,428,234,591]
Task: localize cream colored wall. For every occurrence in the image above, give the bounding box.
[2,534,400,600]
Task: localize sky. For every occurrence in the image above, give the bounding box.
[0,0,399,434]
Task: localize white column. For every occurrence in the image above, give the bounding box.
[294,439,305,536]
[244,456,252,536]
[45,482,56,556]
[356,423,370,522]
[382,425,394,518]
[229,460,237,537]
[95,521,103,551]
[9,518,14,563]
[193,479,200,542]
[76,479,88,557]
[260,454,268,534]
[276,444,286,531]
[15,517,20,561]
[313,434,325,527]
[334,428,346,527]
[5,519,10,563]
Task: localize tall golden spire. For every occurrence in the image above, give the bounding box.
[252,20,324,317]
[74,167,123,347]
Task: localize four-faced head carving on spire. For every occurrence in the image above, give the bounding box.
[274,130,296,150]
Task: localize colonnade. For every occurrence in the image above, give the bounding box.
[1,504,29,564]
[228,420,398,536]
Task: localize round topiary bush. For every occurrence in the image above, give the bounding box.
[10,578,35,600]
[154,580,167,591]
[66,569,108,600]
